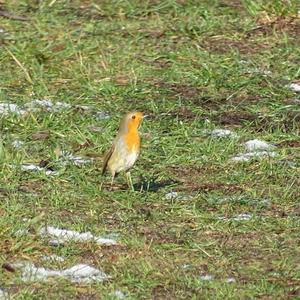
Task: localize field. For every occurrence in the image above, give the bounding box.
[0,0,300,299]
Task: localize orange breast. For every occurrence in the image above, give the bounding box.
[125,130,140,152]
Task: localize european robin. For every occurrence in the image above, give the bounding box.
[102,111,144,190]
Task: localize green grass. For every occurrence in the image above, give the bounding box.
[1,0,300,299]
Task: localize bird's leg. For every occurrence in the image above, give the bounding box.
[125,171,134,191]
[110,172,115,190]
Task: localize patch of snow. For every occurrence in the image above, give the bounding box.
[290,83,300,92]
[45,170,59,176]
[39,226,117,246]
[231,213,252,221]
[165,192,178,200]
[244,139,275,151]
[231,151,277,162]
[111,290,126,299]
[225,277,236,283]
[181,264,193,270]
[0,103,26,116]
[88,125,103,133]
[20,164,43,171]
[94,111,110,120]
[12,139,24,149]
[243,67,272,76]
[0,289,9,300]
[165,192,193,201]
[0,100,107,121]
[42,254,65,263]
[218,213,252,221]
[200,274,214,281]
[206,128,238,138]
[60,152,94,166]
[25,99,71,112]
[75,105,92,111]
[48,239,62,247]
[15,229,29,237]
[14,262,109,283]
[19,164,59,176]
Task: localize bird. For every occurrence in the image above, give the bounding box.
[102,111,144,191]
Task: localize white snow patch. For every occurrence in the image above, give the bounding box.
[19,164,59,176]
[165,192,193,201]
[24,99,71,112]
[20,164,43,171]
[243,67,272,76]
[225,277,236,283]
[111,290,126,299]
[244,139,275,152]
[75,105,92,111]
[231,151,277,162]
[165,192,178,200]
[181,264,193,270]
[0,103,26,116]
[290,83,300,92]
[94,111,110,120]
[39,226,117,246]
[14,262,109,283]
[200,274,214,281]
[0,100,108,122]
[15,228,29,237]
[218,213,252,221]
[11,139,24,149]
[59,152,94,166]
[206,129,238,138]
[88,125,103,133]
[42,254,65,263]
[0,289,9,300]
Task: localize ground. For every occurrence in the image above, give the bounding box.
[0,0,300,299]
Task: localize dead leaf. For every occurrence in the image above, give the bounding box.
[73,139,94,152]
[115,75,130,85]
[31,130,50,141]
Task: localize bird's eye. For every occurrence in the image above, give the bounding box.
[132,115,136,119]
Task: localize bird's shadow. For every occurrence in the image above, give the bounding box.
[134,178,179,192]
[101,178,179,192]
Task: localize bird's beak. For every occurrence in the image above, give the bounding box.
[143,115,148,119]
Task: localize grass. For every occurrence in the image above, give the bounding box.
[0,0,300,299]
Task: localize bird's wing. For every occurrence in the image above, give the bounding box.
[101,144,115,175]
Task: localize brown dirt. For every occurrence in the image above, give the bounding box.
[201,36,271,55]
[219,0,245,10]
[276,140,300,148]
[247,16,300,38]
[153,81,202,100]
[179,182,243,192]
[151,80,266,113]
[215,110,256,125]
[31,130,51,141]
[167,107,197,120]
[169,165,243,192]
[169,165,206,178]
[139,56,172,69]
[18,180,45,194]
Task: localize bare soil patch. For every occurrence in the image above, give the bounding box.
[247,16,300,38]
[215,110,256,125]
[201,36,271,55]
[276,140,300,148]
